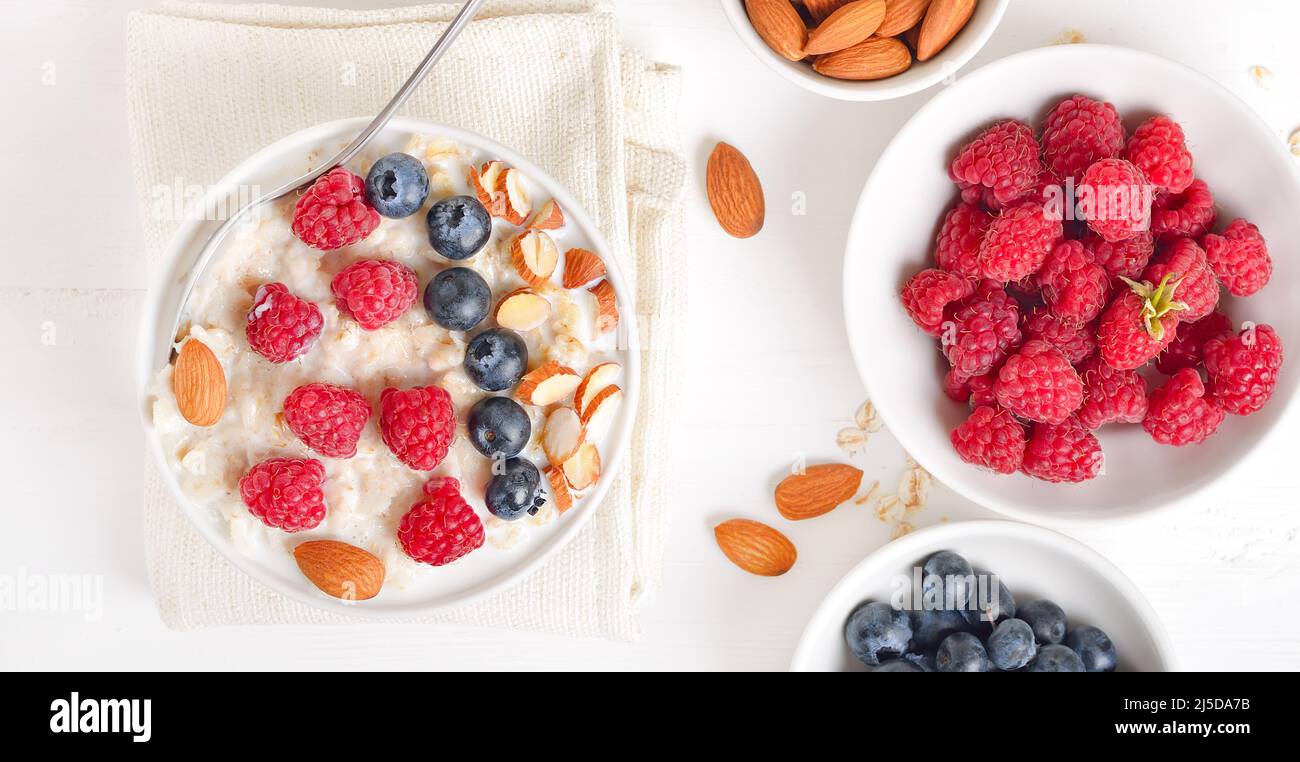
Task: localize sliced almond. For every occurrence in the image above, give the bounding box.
[774,463,864,521]
[562,247,607,289]
[542,407,585,464]
[588,279,619,335]
[494,288,551,332]
[916,0,976,61]
[546,465,574,513]
[714,519,797,576]
[812,36,912,80]
[706,142,765,239]
[517,361,582,406]
[172,338,226,427]
[292,540,385,600]
[510,230,559,287]
[574,361,622,417]
[579,384,623,440]
[745,0,807,61]
[469,160,506,217]
[527,198,565,230]
[495,166,532,226]
[805,0,886,55]
[561,441,602,490]
[876,0,931,37]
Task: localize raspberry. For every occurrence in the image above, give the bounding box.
[1155,311,1232,375]
[397,477,484,566]
[1040,95,1125,184]
[1143,368,1226,446]
[1150,179,1214,242]
[1201,218,1272,297]
[1097,275,1184,370]
[291,167,380,250]
[951,405,1026,474]
[245,282,323,363]
[330,259,419,330]
[238,457,326,532]
[993,340,1085,424]
[1078,158,1152,243]
[1075,355,1148,429]
[1204,323,1284,416]
[1022,307,1097,365]
[979,201,1063,282]
[1082,230,1153,280]
[1123,115,1194,194]
[283,383,371,458]
[1141,237,1218,321]
[901,268,974,337]
[379,386,456,471]
[934,202,992,278]
[944,368,998,407]
[949,120,1043,208]
[1038,239,1111,323]
[1021,419,1103,483]
[942,283,1022,378]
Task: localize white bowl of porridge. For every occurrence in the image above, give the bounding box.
[137,117,638,615]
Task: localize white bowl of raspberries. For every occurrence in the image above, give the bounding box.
[843,44,1298,522]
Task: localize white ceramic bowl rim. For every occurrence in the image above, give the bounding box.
[135,116,640,618]
[789,519,1179,671]
[720,0,1011,101]
[842,44,1300,525]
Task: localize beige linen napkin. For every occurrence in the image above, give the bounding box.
[128,0,685,640]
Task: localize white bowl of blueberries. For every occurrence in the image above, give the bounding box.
[790,521,1177,671]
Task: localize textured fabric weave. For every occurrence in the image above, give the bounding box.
[127,0,685,640]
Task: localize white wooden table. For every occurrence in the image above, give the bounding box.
[3,0,1299,671]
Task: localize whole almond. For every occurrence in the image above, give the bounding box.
[876,0,932,37]
[172,338,226,426]
[745,0,807,62]
[775,463,865,520]
[706,142,765,238]
[805,0,885,56]
[813,36,912,80]
[916,0,976,61]
[293,540,385,600]
[803,0,852,23]
[714,519,797,576]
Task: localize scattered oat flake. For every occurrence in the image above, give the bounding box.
[1053,28,1086,45]
[891,522,915,540]
[1250,65,1273,89]
[1289,130,1300,157]
[899,463,933,512]
[488,523,525,550]
[874,494,903,523]
[855,400,882,433]
[855,480,881,506]
[527,502,556,526]
[837,427,868,455]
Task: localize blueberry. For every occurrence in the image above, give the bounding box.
[987,618,1038,670]
[902,651,937,672]
[921,550,974,610]
[935,631,992,672]
[873,659,922,673]
[1064,626,1118,673]
[364,153,429,218]
[424,267,490,331]
[1027,643,1086,672]
[485,457,544,521]
[844,602,912,666]
[961,577,1016,636]
[908,607,968,650]
[467,396,531,459]
[427,195,491,260]
[464,328,527,392]
[1019,599,1068,645]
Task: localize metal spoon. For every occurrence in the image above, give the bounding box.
[163,0,486,356]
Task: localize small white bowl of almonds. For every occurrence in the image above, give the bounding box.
[722,0,1009,101]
